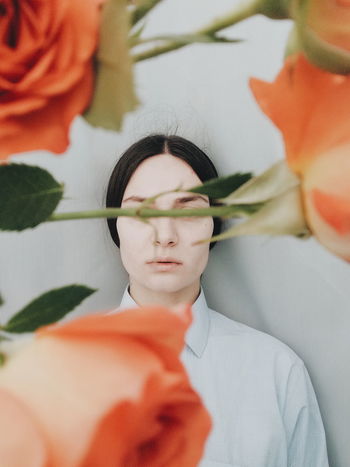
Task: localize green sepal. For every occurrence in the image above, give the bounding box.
[196,34,242,44]
[289,0,350,74]
[219,160,299,205]
[129,21,146,45]
[141,34,243,45]
[3,285,96,333]
[188,173,253,199]
[131,0,163,26]
[0,164,63,231]
[284,24,303,59]
[298,25,350,75]
[84,0,139,131]
[255,0,291,19]
[211,203,264,220]
[195,186,310,244]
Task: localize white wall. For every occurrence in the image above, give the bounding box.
[1,1,349,465]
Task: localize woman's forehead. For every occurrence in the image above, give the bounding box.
[123,154,203,197]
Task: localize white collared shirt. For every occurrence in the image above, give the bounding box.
[118,285,329,467]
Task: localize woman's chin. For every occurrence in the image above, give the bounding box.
[142,278,192,295]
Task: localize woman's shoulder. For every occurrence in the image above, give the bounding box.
[206,307,303,366]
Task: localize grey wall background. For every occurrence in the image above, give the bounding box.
[1,1,349,465]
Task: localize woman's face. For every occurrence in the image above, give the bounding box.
[116,154,214,294]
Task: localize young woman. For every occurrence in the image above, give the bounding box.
[106,134,329,467]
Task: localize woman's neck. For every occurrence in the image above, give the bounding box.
[128,281,201,308]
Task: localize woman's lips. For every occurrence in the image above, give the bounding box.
[147,262,182,272]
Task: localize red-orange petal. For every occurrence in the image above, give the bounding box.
[306,0,350,50]
[83,372,211,467]
[0,0,102,160]
[250,54,350,174]
[38,305,192,358]
[0,64,93,161]
[311,188,350,235]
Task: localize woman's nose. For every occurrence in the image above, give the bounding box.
[151,217,178,247]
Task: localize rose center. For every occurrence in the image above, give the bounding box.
[0,3,7,16]
[3,0,21,48]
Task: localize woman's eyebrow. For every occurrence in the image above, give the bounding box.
[122,194,209,203]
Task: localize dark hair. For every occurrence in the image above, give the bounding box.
[106,134,222,250]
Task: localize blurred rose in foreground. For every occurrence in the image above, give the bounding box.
[291,0,350,73]
[0,305,211,466]
[0,0,103,162]
[250,54,350,261]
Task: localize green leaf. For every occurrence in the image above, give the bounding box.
[0,294,3,307]
[188,172,253,199]
[4,285,96,333]
[0,164,64,231]
[219,160,300,205]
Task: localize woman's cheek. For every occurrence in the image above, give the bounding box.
[180,216,214,236]
[117,218,149,274]
[117,217,149,243]
[187,216,213,226]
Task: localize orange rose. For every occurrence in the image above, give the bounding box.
[291,0,350,73]
[0,305,211,466]
[0,0,103,162]
[250,54,350,261]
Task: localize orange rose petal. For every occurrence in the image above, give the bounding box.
[307,0,350,50]
[46,0,70,36]
[0,305,208,467]
[35,67,86,96]
[13,0,101,93]
[311,188,350,235]
[0,75,17,90]
[0,388,48,467]
[15,49,84,96]
[15,47,59,92]
[39,305,192,357]
[0,0,102,160]
[144,378,211,467]
[250,54,350,173]
[84,372,211,467]
[0,95,47,119]
[250,56,319,170]
[131,378,210,467]
[0,67,93,160]
[0,336,164,466]
[0,58,29,83]
[55,0,104,63]
[82,401,141,467]
[18,6,46,51]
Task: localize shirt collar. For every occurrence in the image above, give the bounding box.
[118,285,210,358]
